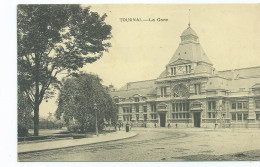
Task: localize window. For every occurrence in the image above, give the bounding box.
[186,103,189,111]
[237,113,242,120]
[194,83,201,95]
[208,112,211,118]
[172,104,175,112]
[179,114,182,119]
[176,114,178,119]
[208,101,216,111]
[256,101,260,109]
[232,103,236,110]
[151,103,156,112]
[174,67,176,75]
[256,114,260,120]
[134,97,139,102]
[186,113,189,118]
[114,98,119,103]
[232,113,236,120]
[188,65,191,73]
[171,68,173,75]
[136,114,139,121]
[123,107,132,113]
[143,106,147,112]
[161,87,167,97]
[243,102,248,109]
[212,113,216,118]
[172,113,175,119]
[151,114,157,119]
[183,113,186,118]
[243,114,248,120]
[135,105,139,112]
[237,103,242,110]
[144,114,147,121]
[185,66,188,73]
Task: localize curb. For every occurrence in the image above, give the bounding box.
[18,132,137,154]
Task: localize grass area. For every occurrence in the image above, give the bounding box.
[20,128,117,142]
[177,149,260,161]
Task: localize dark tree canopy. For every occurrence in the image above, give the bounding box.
[17,4,112,136]
[56,73,118,133]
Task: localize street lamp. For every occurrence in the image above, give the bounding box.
[94,103,98,136]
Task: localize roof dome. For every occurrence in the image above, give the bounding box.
[181,27,198,37]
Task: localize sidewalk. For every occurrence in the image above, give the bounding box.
[18,131,137,153]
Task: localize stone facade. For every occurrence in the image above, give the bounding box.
[110,24,260,128]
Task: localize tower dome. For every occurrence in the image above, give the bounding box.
[181,26,198,37]
[180,26,199,43]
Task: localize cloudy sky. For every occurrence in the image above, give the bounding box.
[40,4,260,117]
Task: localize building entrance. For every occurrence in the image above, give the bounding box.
[159,113,166,127]
[193,112,201,127]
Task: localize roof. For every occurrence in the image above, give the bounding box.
[181,27,198,37]
[110,79,156,99]
[218,66,260,80]
[168,43,212,65]
[206,77,229,90]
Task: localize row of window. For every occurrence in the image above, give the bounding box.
[123,113,260,121]
[172,103,189,112]
[231,102,249,110]
[231,113,248,121]
[123,105,147,113]
[123,114,152,121]
[122,100,260,114]
[170,65,191,75]
[160,84,201,97]
[172,113,190,119]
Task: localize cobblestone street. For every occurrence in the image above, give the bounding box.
[18,128,260,161]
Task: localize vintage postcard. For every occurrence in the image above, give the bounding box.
[17,4,260,162]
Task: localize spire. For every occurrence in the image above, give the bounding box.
[188,9,191,27]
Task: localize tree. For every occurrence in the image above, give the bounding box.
[17,5,112,136]
[55,73,117,133]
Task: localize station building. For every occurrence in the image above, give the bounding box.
[110,23,260,128]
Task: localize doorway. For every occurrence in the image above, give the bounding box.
[159,113,166,127]
[193,112,201,127]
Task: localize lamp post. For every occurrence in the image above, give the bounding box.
[94,103,98,136]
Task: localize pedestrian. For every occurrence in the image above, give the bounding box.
[155,123,157,128]
[175,123,178,128]
[119,123,121,131]
[168,123,170,129]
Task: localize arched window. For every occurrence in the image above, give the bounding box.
[172,84,189,98]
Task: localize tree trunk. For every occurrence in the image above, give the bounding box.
[34,54,40,136]
[33,103,40,136]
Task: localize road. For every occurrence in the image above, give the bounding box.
[18,128,260,161]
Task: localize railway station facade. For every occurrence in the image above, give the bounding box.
[110,24,260,128]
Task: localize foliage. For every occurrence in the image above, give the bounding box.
[17,4,112,136]
[38,119,64,129]
[55,73,118,133]
[18,88,33,137]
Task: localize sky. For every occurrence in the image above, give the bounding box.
[39,4,260,118]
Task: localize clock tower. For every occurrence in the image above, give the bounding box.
[159,23,215,79]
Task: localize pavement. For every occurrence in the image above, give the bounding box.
[18,131,137,153]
